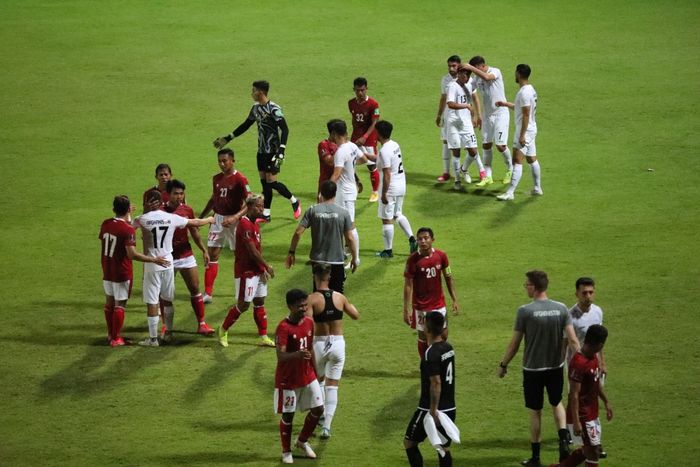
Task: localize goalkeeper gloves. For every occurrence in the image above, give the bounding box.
[213,133,234,149]
[271,145,286,170]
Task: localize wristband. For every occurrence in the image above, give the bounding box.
[499,361,508,369]
[288,250,295,255]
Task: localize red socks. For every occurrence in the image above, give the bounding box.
[279,420,292,453]
[191,294,205,323]
[298,412,320,443]
[417,339,428,359]
[104,305,114,338]
[204,261,219,296]
[222,305,242,331]
[559,448,587,466]
[370,168,380,191]
[253,305,268,336]
[112,306,125,339]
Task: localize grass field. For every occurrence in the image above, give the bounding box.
[1,1,699,466]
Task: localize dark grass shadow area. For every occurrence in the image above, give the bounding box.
[191,417,273,434]
[488,193,537,229]
[155,450,280,465]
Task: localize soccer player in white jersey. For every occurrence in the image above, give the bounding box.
[445,64,486,190]
[134,190,214,346]
[435,55,461,183]
[496,64,541,201]
[374,120,417,258]
[464,56,514,186]
[329,120,372,266]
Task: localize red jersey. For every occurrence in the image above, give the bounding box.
[275,317,316,389]
[404,248,449,310]
[143,187,169,207]
[164,203,194,259]
[99,217,136,282]
[317,139,337,186]
[348,96,380,147]
[234,216,264,278]
[212,170,249,215]
[568,352,601,422]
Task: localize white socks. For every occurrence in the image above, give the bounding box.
[323,386,338,430]
[507,163,523,195]
[483,149,493,177]
[396,214,413,239]
[442,144,451,174]
[462,154,485,172]
[290,195,297,204]
[382,224,393,250]
[147,316,159,339]
[530,161,541,189]
[451,155,461,176]
[501,148,513,171]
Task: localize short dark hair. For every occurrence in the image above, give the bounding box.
[286,288,308,306]
[516,64,531,79]
[425,312,445,336]
[526,270,549,292]
[218,148,234,159]
[113,195,130,216]
[155,163,171,176]
[320,180,337,199]
[416,227,434,239]
[353,77,368,88]
[469,55,485,67]
[584,324,608,346]
[253,80,269,94]
[447,55,461,63]
[330,120,348,137]
[312,263,331,278]
[326,118,343,133]
[145,189,162,205]
[375,120,393,139]
[166,179,186,194]
[575,277,596,289]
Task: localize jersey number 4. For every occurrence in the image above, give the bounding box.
[150,226,169,248]
[445,361,453,385]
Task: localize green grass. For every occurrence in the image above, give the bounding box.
[1,1,699,465]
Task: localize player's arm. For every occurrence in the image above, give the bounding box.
[213,118,255,149]
[568,379,583,435]
[186,217,215,228]
[498,330,524,378]
[598,383,613,421]
[341,295,360,320]
[359,116,378,146]
[518,105,531,146]
[343,228,358,273]
[244,238,274,277]
[330,166,343,183]
[495,100,514,110]
[222,205,247,227]
[125,245,170,268]
[199,197,214,218]
[276,343,311,362]
[436,93,447,127]
[285,224,306,269]
[471,90,482,129]
[188,224,210,266]
[442,266,459,315]
[598,349,607,375]
[463,63,496,81]
[446,98,472,112]
[564,324,581,354]
[319,146,334,167]
[381,167,391,204]
[403,276,413,326]
[429,374,442,422]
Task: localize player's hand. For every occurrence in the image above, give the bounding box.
[519,135,527,147]
[213,134,232,149]
[206,216,215,225]
[430,411,441,428]
[403,310,412,326]
[495,101,506,107]
[473,117,482,129]
[222,215,237,227]
[271,153,285,170]
[573,420,582,437]
[356,135,366,146]
[497,365,507,378]
[298,349,312,360]
[285,253,295,269]
[153,256,170,268]
[435,115,442,127]
[203,251,210,267]
[265,265,275,279]
[605,403,613,421]
[452,301,460,316]
[146,198,161,212]
[350,258,359,273]
[381,194,388,204]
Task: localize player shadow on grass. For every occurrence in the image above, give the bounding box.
[487,194,536,229]
[370,383,419,439]
[155,450,280,465]
[182,347,259,405]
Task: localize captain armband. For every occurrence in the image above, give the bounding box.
[444,265,452,277]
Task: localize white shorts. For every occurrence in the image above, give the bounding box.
[567,418,601,447]
[143,268,175,304]
[377,195,404,220]
[274,380,324,414]
[514,132,537,157]
[482,112,510,146]
[207,214,237,249]
[359,145,376,167]
[334,196,356,222]
[235,275,268,303]
[413,307,447,332]
[103,280,132,301]
[446,120,478,150]
[313,335,346,381]
[173,255,197,270]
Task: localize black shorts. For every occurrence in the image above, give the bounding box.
[310,263,346,293]
[404,409,456,445]
[522,367,564,410]
[257,152,278,174]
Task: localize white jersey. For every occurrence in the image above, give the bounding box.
[446,80,476,127]
[334,141,363,201]
[471,67,508,117]
[567,303,603,362]
[514,84,538,135]
[133,210,189,272]
[377,139,406,196]
[441,73,455,95]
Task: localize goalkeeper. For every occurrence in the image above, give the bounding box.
[214,80,301,223]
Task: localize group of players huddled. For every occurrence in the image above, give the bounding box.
[99,55,610,467]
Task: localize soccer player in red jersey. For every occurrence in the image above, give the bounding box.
[348,77,380,202]
[199,148,250,303]
[163,179,215,335]
[403,227,459,359]
[317,119,341,196]
[217,194,276,348]
[99,195,169,346]
[143,163,172,207]
[275,289,323,464]
[552,325,612,467]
